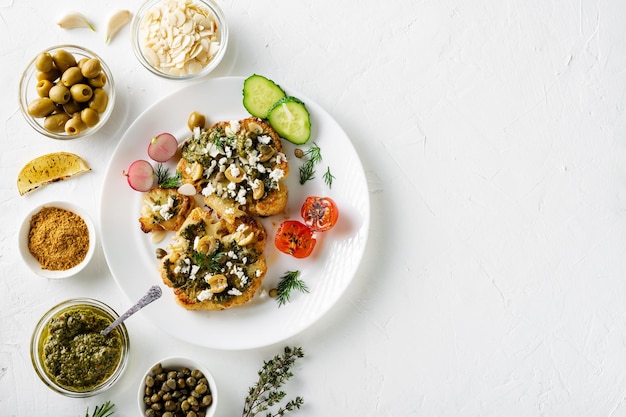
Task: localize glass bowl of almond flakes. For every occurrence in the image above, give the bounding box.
[131,0,228,80]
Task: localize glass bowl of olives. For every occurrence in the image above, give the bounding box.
[138,357,218,417]
[19,45,115,139]
[131,0,229,80]
[30,298,130,397]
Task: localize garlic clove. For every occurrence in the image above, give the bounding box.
[105,10,132,44]
[57,12,95,31]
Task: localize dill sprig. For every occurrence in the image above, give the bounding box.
[155,163,182,188]
[323,166,335,188]
[85,401,115,417]
[298,143,322,185]
[275,270,309,306]
[242,346,305,417]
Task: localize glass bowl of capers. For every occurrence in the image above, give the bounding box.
[19,45,115,139]
[138,357,218,417]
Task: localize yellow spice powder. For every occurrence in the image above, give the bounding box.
[28,206,90,271]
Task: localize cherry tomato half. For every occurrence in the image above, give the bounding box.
[275,220,317,258]
[301,196,339,232]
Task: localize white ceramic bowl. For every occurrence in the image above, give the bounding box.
[31,298,130,397]
[131,0,228,80]
[138,357,218,417]
[19,201,96,279]
[19,45,115,139]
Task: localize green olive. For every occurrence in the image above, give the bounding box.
[63,100,82,114]
[61,66,84,87]
[88,72,107,88]
[34,52,53,72]
[65,114,87,135]
[80,108,100,127]
[81,58,102,79]
[77,57,89,69]
[43,113,70,133]
[36,68,61,82]
[70,84,93,102]
[51,49,76,72]
[88,88,108,113]
[48,84,71,104]
[27,97,56,118]
[35,79,54,97]
[187,111,206,131]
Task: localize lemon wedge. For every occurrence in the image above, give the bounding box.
[17,152,91,195]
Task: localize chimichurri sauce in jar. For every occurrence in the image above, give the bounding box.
[42,307,123,391]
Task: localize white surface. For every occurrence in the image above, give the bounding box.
[2,0,626,416]
[100,76,369,350]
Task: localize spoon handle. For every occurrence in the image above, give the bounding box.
[101,285,162,335]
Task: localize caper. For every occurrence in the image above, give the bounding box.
[167,371,177,379]
[163,412,174,417]
[294,148,304,158]
[151,363,163,375]
[48,84,71,104]
[156,248,167,259]
[165,400,176,411]
[187,111,206,131]
[61,66,84,87]
[35,52,53,72]
[51,49,77,72]
[70,84,93,102]
[201,395,213,407]
[27,97,56,118]
[43,113,70,133]
[181,400,190,411]
[144,409,156,417]
[80,107,100,127]
[186,376,197,387]
[36,79,54,97]
[145,375,155,387]
[187,411,197,417]
[269,288,278,298]
[81,58,102,79]
[88,88,108,112]
[195,383,208,395]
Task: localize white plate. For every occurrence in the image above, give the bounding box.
[100,76,370,350]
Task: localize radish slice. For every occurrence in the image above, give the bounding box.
[124,160,156,191]
[148,133,178,162]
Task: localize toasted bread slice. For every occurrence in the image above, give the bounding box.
[139,188,195,233]
[177,118,289,222]
[159,207,268,310]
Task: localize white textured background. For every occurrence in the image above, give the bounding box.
[2,0,626,415]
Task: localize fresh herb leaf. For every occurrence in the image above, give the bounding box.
[242,346,305,417]
[155,163,181,188]
[275,270,309,306]
[323,166,335,188]
[298,143,323,185]
[85,401,115,417]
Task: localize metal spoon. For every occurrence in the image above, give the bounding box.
[101,285,162,335]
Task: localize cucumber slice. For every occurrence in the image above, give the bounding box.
[243,74,286,119]
[267,96,311,144]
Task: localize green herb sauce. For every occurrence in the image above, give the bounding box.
[42,307,123,391]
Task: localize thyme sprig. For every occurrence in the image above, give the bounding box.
[242,346,305,417]
[85,401,115,417]
[155,163,182,188]
[275,270,309,306]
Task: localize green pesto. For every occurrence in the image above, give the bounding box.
[42,307,122,391]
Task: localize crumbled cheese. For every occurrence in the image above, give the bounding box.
[258,135,272,144]
[228,288,243,296]
[269,168,285,182]
[197,289,213,301]
[226,120,240,136]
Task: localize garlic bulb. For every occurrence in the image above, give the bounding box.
[105,10,132,44]
[57,12,95,31]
